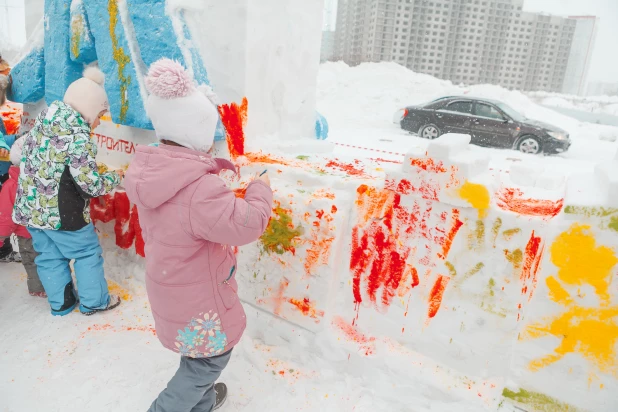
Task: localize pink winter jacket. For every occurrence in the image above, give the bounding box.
[124,144,273,358]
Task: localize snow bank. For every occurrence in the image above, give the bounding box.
[317,62,618,144]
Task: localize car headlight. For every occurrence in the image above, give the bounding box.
[547,131,567,140]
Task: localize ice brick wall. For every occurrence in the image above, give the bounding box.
[92,133,618,411]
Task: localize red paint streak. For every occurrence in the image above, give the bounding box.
[410,158,447,173]
[438,209,463,259]
[397,179,413,194]
[331,205,338,214]
[278,370,285,376]
[332,316,376,356]
[325,159,367,177]
[521,232,544,301]
[427,275,450,319]
[287,297,325,321]
[496,188,564,218]
[90,193,144,257]
[218,97,248,160]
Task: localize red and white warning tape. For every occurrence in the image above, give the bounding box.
[333,142,407,157]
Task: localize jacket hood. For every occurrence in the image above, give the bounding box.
[41,101,91,137]
[125,144,236,209]
[8,165,19,180]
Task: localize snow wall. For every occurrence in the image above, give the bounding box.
[7,1,618,412]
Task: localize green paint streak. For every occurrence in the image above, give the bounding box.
[564,205,618,218]
[70,13,83,60]
[468,220,485,250]
[491,218,502,247]
[609,216,618,233]
[505,248,523,270]
[502,388,581,412]
[108,0,131,121]
[483,304,507,318]
[445,261,457,278]
[297,189,306,194]
[260,207,304,256]
[502,228,521,240]
[463,262,484,280]
[488,278,496,297]
[296,155,310,161]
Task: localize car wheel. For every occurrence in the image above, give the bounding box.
[518,135,542,155]
[419,124,441,140]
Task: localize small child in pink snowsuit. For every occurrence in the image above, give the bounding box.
[0,137,45,297]
[124,59,273,412]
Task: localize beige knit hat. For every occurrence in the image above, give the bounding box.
[63,67,109,126]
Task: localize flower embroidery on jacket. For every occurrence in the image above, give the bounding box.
[174,311,228,358]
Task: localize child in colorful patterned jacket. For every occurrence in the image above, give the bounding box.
[14,67,125,317]
[0,137,45,297]
[124,59,273,412]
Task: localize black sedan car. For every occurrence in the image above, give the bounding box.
[398,96,571,154]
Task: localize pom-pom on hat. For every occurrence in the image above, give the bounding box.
[63,67,109,126]
[145,59,219,153]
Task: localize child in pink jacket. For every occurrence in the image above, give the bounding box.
[0,137,45,297]
[124,59,273,412]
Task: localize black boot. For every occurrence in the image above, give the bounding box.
[51,281,78,316]
[214,383,227,410]
[80,294,122,316]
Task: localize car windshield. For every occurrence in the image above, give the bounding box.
[494,102,526,122]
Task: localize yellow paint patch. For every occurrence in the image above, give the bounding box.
[108,0,131,122]
[546,276,572,305]
[458,181,490,218]
[550,224,617,305]
[525,305,618,375]
[524,223,618,375]
[108,280,132,301]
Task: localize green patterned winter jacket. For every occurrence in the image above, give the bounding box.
[13,101,121,231]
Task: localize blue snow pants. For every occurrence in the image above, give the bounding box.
[29,223,110,316]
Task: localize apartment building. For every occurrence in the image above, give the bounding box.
[333,0,595,93]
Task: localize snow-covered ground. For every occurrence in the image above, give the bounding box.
[3,62,618,411]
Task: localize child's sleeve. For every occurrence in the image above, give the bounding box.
[67,132,121,198]
[190,177,273,246]
[0,132,9,152]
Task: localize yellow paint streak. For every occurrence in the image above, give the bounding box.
[70,13,84,60]
[107,280,132,301]
[525,305,618,375]
[550,224,617,306]
[458,181,490,218]
[546,276,572,305]
[108,0,131,121]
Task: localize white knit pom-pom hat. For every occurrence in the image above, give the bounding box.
[64,66,109,126]
[145,59,219,153]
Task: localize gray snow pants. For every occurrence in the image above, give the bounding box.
[148,350,232,412]
[1,236,44,294]
[19,237,44,294]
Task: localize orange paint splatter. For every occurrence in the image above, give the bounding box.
[521,232,544,301]
[0,103,22,135]
[325,159,368,177]
[245,152,293,166]
[331,205,338,214]
[273,278,290,316]
[496,188,564,218]
[287,297,325,321]
[233,186,248,198]
[332,316,376,356]
[410,158,447,173]
[397,265,420,297]
[437,209,464,259]
[218,97,248,160]
[428,275,450,319]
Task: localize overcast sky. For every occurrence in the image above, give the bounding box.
[523,0,617,83]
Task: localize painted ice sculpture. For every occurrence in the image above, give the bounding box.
[9,0,327,140]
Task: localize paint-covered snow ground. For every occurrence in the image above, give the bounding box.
[2,62,618,411]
